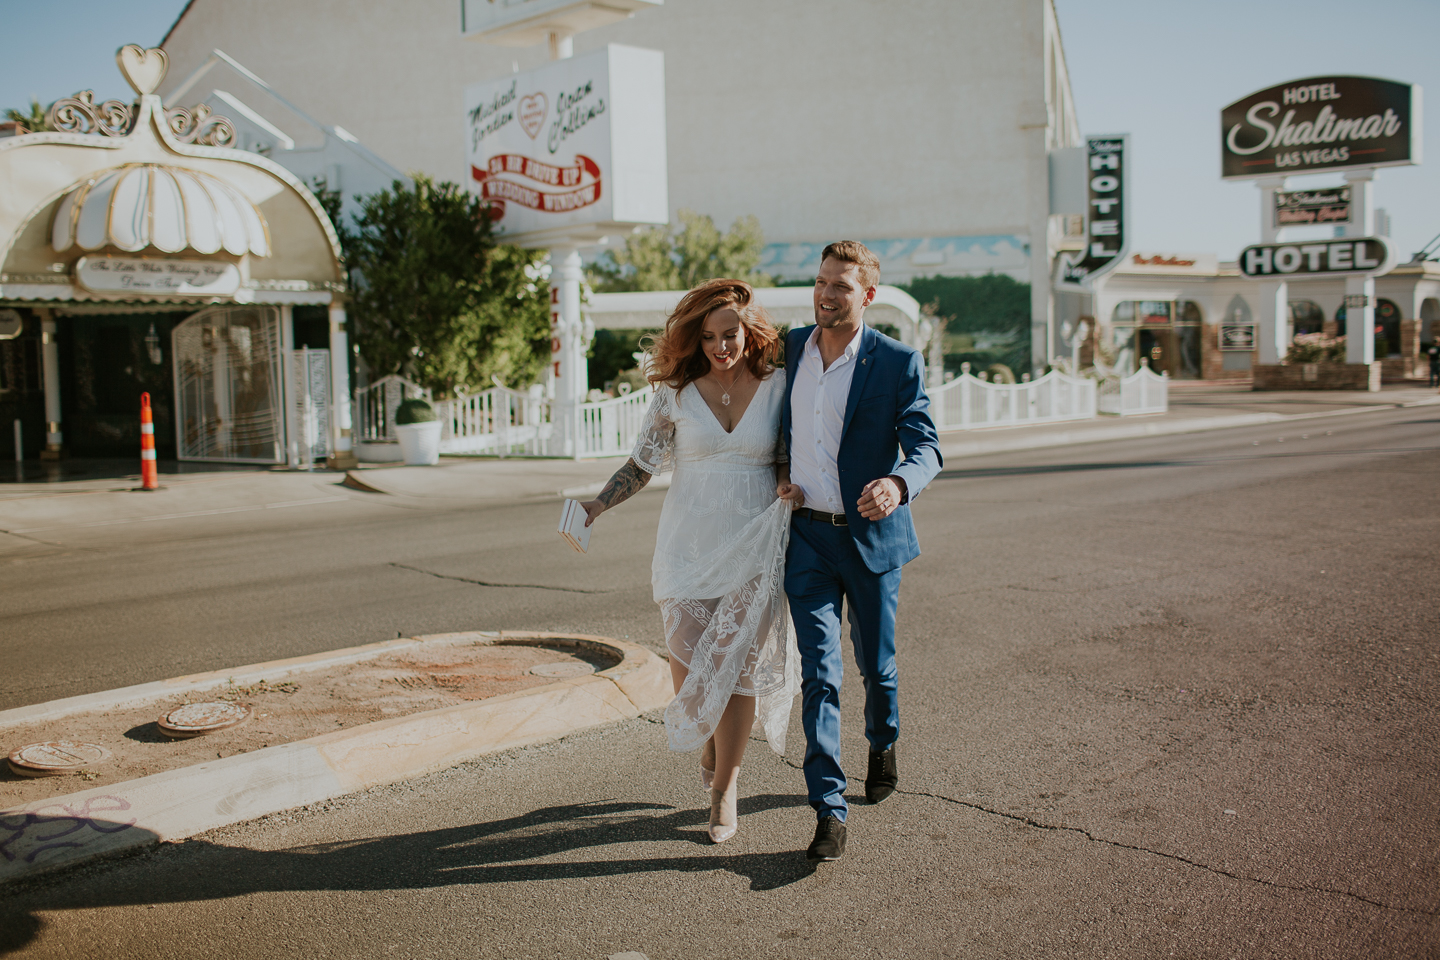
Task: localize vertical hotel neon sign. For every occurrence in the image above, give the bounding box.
[1058,135,1129,287]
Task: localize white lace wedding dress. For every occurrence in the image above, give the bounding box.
[631,373,800,755]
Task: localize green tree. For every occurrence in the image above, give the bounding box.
[589,209,774,292]
[341,175,549,396]
[4,99,50,132]
[902,273,1032,374]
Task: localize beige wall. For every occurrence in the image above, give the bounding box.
[160,0,1073,247]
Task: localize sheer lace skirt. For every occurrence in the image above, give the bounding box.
[659,497,800,756]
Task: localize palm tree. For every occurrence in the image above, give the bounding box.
[4,99,51,133]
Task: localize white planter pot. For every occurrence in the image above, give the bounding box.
[394,421,441,465]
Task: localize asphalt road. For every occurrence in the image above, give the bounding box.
[2,405,1438,958]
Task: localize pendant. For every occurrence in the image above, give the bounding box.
[721,392,731,406]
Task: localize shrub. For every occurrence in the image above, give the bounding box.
[1285,333,1346,364]
[394,398,436,425]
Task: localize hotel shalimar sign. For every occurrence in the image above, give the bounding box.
[463,44,668,246]
[1221,75,1422,179]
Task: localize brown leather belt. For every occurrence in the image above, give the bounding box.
[795,507,848,526]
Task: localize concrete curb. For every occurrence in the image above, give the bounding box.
[0,631,671,885]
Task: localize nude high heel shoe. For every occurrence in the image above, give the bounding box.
[708,784,738,844]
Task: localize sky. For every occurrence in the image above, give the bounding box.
[1055,0,1439,262]
[1,0,1435,264]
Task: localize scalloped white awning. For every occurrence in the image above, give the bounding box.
[51,163,271,258]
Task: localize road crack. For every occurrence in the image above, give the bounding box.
[899,785,1433,916]
[388,562,612,594]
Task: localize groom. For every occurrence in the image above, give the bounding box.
[778,241,942,862]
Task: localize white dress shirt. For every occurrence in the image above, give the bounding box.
[789,322,864,513]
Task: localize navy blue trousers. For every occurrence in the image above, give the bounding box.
[785,514,901,822]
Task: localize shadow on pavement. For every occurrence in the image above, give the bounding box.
[0,795,814,954]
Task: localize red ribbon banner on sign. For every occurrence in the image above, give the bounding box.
[471,154,603,215]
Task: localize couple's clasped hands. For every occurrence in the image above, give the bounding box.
[775,476,905,521]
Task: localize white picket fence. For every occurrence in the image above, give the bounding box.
[353,374,431,444]
[1098,364,1169,416]
[432,381,552,456]
[577,387,655,458]
[929,370,1097,430]
[354,376,650,459]
[356,362,1163,460]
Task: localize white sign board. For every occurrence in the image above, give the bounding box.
[76,256,240,297]
[464,44,668,247]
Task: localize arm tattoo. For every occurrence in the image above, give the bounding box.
[596,458,651,510]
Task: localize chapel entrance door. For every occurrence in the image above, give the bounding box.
[172,305,285,462]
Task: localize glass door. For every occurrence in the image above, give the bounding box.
[172,305,284,462]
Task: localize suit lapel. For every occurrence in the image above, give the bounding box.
[840,325,878,441]
[782,326,812,448]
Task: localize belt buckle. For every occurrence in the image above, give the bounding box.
[829,512,846,526]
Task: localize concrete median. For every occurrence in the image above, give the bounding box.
[0,631,671,885]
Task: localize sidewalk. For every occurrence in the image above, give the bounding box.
[1,384,1434,514]
[936,381,1439,459]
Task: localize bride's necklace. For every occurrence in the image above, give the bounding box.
[713,366,745,406]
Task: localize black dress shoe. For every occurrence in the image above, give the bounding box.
[806,815,846,862]
[865,744,898,804]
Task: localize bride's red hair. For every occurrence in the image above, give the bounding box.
[645,278,780,390]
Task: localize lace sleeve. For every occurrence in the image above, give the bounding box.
[774,430,789,465]
[630,385,676,475]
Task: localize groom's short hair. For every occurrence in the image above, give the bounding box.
[821,241,880,290]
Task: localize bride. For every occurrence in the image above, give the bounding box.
[580,278,802,844]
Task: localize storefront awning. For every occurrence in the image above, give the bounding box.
[52,163,271,258]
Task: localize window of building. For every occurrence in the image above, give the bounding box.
[1289,300,1325,338]
[1375,299,1402,357]
[1336,299,1403,355]
[1108,300,1202,379]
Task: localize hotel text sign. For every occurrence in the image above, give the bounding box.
[1222,76,1420,180]
[1238,238,1395,278]
[1057,135,1128,289]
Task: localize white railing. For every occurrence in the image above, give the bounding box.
[354,375,430,443]
[1098,365,1169,416]
[437,380,553,457]
[930,370,1097,430]
[577,386,654,458]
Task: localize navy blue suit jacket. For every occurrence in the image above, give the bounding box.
[782,324,943,573]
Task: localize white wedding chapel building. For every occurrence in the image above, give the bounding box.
[157,0,1083,369]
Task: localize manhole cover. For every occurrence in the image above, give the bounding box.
[529,661,595,679]
[8,740,113,778]
[157,701,253,739]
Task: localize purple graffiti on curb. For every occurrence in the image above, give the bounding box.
[0,796,138,864]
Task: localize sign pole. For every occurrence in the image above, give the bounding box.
[463,3,668,457]
[1342,168,1377,366]
[1256,175,1288,365]
[539,37,588,457]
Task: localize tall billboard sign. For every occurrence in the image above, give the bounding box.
[463,44,668,247]
[1221,76,1422,180]
[1057,135,1128,290]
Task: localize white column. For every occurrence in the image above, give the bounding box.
[39,310,62,459]
[1342,169,1374,238]
[549,247,586,457]
[1342,170,1376,372]
[327,302,357,468]
[280,303,298,468]
[1257,176,1287,243]
[1255,177,1288,365]
[1257,281,1289,365]
[1344,276,1377,367]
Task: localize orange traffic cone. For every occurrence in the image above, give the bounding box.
[139,392,159,491]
